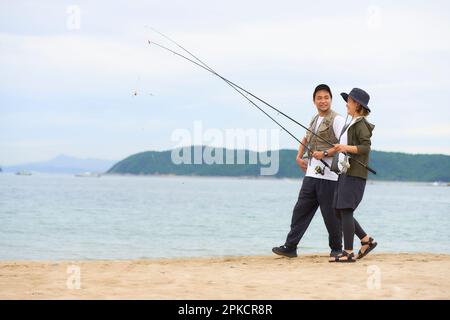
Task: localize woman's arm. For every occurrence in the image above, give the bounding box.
[354,121,372,155]
[333,144,358,154]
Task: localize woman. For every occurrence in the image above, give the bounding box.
[329,88,377,263]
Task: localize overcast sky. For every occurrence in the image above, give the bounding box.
[1,0,449,165]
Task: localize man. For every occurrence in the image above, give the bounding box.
[272,84,345,258]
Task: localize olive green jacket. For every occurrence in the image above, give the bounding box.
[346,117,375,180]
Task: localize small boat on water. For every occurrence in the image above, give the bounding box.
[431,181,448,187]
[75,172,101,177]
[16,171,32,176]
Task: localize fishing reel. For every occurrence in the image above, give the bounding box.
[339,154,351,174]
[314,165,325,175]
[331,153,351,174]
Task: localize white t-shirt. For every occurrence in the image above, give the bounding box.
[304,114,347,181]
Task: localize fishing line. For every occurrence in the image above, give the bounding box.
[147,30,376,174]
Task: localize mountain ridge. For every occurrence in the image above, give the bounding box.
[2,154,117,174]
[106,146,450,182]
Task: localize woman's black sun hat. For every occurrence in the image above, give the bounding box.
[341,88,371,112]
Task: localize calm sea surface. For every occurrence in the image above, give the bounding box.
[0,174,449,260]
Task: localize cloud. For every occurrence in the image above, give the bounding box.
[2,3,449,88]
[1,0,450,164]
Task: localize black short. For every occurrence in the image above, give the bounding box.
[333,173,367,210]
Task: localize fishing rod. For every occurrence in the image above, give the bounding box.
[148,34,375,174]
[148,30,377,175]
[147,40,330,170]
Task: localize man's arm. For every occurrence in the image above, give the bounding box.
[296,137,307,159]
[296,137,308,172]
[312,146,336,160]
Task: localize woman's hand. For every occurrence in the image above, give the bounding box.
[333,144,349,153]
[333,144,358,154]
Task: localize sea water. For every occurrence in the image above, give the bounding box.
[0,174,449,260]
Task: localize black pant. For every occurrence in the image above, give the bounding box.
[336,208,367,250]
[285,177,342,250]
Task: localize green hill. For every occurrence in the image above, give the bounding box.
[107,146,450,182]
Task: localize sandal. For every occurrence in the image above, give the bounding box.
[329,250,356,263]
[357,237,377,260]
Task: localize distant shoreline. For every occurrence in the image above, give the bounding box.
[104,173,450,184]
[2,171,449,184]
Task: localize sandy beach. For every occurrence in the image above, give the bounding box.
[0,253,449,300]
